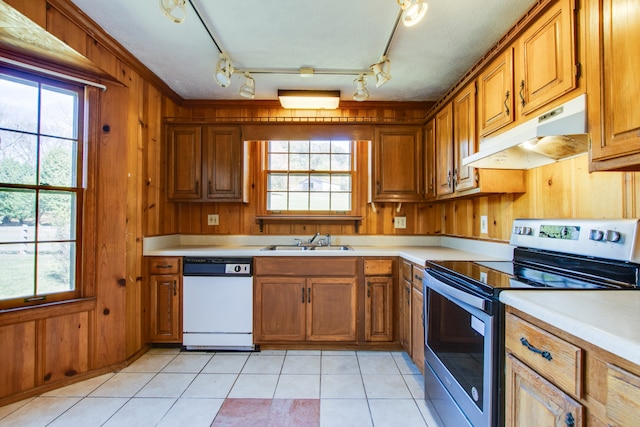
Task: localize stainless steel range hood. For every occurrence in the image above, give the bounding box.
[462,94,588,169]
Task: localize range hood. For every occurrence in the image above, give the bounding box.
[463,94,588,169]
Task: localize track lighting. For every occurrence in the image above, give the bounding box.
[160,0,187,24]
[370,57,391,87]
[353,74,369,101]
[239,72,255,98]
[215,53,234,88]
[397,0,428,27]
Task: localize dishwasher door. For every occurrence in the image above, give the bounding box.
[182,275,254,350]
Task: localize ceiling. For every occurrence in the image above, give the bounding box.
[67,0,537,103]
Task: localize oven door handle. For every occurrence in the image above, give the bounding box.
[424,272,486,311]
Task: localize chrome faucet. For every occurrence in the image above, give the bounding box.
[308,232,321,244]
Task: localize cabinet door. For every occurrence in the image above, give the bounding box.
[606,363,640,425]
[411,286,424,374]
[149,274,181,342]
[435,102,454,196]
[478,48,514,136]
[371,127,423,202]
[204,126,243,201]
[400,277,412,353]
[589,0,640,165]
[453,83,477,192]
[166,125,202,200]
[306,277,357,342]
[505,353,583,427]
[365,276,393,342]
[424,120,437,200]
[254,277,306,341]
[518,0,577,116]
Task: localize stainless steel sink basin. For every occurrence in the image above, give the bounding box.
[261,245,353,251]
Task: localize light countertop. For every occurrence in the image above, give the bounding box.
[500,290,640,366]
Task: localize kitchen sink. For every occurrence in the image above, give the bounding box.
[261,245,353,251]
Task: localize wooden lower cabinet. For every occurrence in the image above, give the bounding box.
[364,259,394,342]
[505,308,640,426]
[399,260,412,352]
[411,285,424,374]
[254,276,357,342]
[147,257,182,343]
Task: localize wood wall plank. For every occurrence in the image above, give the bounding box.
[0,322,36,398]
[43,313,89,384]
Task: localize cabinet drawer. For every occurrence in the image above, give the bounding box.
[401,260,412,282]
[412,267,423,290]
[606,363,640,425]
[364,259,393,276]
[148,257,181,275]
[505,313,582,397]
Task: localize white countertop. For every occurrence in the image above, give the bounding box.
[143,234,514,266]
[500,290,640,366]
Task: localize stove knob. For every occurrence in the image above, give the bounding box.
[522,227,532,235]
[513,226,522,235]
[605,230,622,243]
[589,229,604,241]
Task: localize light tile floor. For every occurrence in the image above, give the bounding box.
[0,349,447,426]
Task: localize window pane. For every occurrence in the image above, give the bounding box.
[38,191,75,241]
[268,153,288,170]
[310,192,330,210]
[37,242,75,295]
[309,174,331,191]
[332,140,351,153]
[0,130,37,185]
[40,85,78,139]
[267,173,288,191]
[289,153,309,170]
[269,140,289,152]
[0,189,36,231]
[288,192,308,210]
[310,153,330,170]
[40,137,77,187]
[310,140,330,153]
[267,191,287,210]
[1,244,35,299]
[289,174,308,191]
[289,140,309,153]
[332,174,352,191]
[331,154,351,171]
[0,74,38,133]
[331,192,351,211]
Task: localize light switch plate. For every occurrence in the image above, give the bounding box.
[394,216,407,229]
[208,214,219,226]
[480,215,488,234]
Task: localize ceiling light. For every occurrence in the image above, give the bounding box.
[353,74,369,102]
[239,72,255,98]
[278,90,340,109]
[215,53,234,88]
[160,0,187,24]
[370,57,391,87]
[398,0,428,27]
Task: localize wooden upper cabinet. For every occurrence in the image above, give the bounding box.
[453,82,477,192]
[371,126,423,202]
[424,120,437,200]
[517,0,577,116]
[165,124,246,202]
[435,102,454,196]
[478,48,514,137]
[166,125,202,200]
[204,126,244,201]
[588,0,640,170]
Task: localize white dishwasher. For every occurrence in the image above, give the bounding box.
[182,257,254,351]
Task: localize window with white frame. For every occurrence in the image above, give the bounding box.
[0,68,83,307]
[265,140,353,212]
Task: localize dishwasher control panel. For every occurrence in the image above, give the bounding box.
[183,257,253,276]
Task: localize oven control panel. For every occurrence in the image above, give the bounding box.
[510,219,640,263]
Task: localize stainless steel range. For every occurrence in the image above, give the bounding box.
[423,219,640,427]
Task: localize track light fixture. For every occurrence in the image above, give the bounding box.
[353,74,369,102]
[370,57,391,88]
[397,0,428,27]
[215,53,234,88]
[160,0,187,24]
[239,72,255,98]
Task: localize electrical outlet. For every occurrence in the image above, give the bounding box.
[394,216,407,229]
[480,215,488,234]
[208,214,219,226]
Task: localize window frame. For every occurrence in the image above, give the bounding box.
[259,139,360,217]
[0,66,85,309]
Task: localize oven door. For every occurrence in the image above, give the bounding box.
[423,269,500,427]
